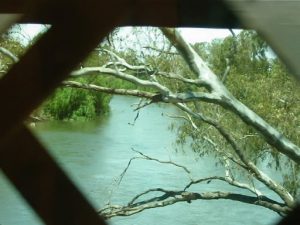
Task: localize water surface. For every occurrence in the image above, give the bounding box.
[0,96,281,225]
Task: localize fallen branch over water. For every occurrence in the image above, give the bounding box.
[98,150,292,219]
[99,189,290,219]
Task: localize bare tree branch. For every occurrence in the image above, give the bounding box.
[98,148,292,219]
[223,158,262,196]
[74,41,300,169]
[160,27,300,165]
[143,46,179,55]
[131,148,191,174]
[157,71,206,87]
[165,113,199,130]
[63,28,300,215]
[111,149,192,192]
[62,80,155,99]
[65,72,296,207]
[183,166,263,197]
[70,66,223,104]
[0,47,19,63]
[201,136,248,169]
[221,29,237,83]
[221,58,231,83]
[99,189,290,219]
[63,80,219,112]
[174,103,295,207]
[70,66,170,95]
[102,49,153,72]
[127,188,176,206]
[67,48,296,207]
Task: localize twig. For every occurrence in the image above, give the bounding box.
[165,113,199,130]
[175,102,295,207]
[131,148,191,174]
[128,111,140,126]
[143,46,179,55]
[0,47,19,63]
[62,81,156,99]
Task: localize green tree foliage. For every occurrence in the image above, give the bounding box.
[42,81,110,121]
[0,27,113,121]
[0,30,25,76]
[174,30,300,197]
[41,50,113,121]
[41,46,147,121]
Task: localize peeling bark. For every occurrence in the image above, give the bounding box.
[99,190,291,219]
[160,28,300,164]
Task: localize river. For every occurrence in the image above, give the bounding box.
[0,96,281,225]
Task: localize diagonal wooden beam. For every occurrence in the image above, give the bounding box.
[0,1,29,13]
[0,1,130,224]
[1,125,107,225]
[0,0,128,141]
[0,0,239,28]
[0,1,298,225]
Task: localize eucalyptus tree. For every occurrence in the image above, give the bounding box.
[64,27,300,218]
[1,26,299,219]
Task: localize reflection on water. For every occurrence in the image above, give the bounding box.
[0,96,280,225]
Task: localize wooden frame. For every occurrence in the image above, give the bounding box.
[0,1,298,224]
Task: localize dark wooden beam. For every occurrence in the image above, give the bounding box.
[0,0,240,28]
[0,1,30,13]
[0,1,129,224]
[0,0,128,140]
[0,1,298,225]
[1,125,107,225]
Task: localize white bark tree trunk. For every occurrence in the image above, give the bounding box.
[160,28,300,164]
